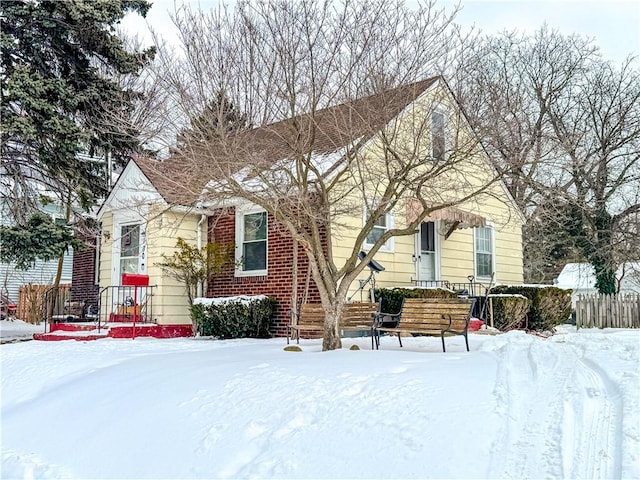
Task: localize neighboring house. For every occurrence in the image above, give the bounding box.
[97,77,524,335]
[1,151,107,312]
[0,202,73,303]
[555,262,640,305]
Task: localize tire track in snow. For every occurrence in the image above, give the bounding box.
[487,337,622,479]
[562,357,623,479]
[488,340,571,479]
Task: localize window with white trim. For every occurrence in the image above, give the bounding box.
[364,207,394,252]
[236,210,267,274]
[431,110,446,162]
[474,226,494,278]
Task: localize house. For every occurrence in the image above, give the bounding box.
[96,77,524,336]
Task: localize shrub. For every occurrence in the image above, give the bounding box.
[490,286,572,331]
[157,238,235,307]
[374,287,457,314]
[490,294,531,331]
[190,296,276,339]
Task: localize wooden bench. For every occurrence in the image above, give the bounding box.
[374,297,476,352]
[288,302,380,348]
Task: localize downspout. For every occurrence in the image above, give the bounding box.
[197,214,206,299]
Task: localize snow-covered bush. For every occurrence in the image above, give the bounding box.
[490,286,572,331]
[190,296,276,339]
[489,294,531,331]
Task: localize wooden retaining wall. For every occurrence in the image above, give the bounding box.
[576,293,640,329]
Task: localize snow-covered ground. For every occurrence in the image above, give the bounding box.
[1,326,638,479]
[0,319,43,343]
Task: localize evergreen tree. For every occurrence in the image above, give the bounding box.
[175,90,248,151]
[0,212,85,270]
[0,0,155,223]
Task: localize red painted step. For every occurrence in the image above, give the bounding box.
[33,323,193,341]
[34,332,109,341]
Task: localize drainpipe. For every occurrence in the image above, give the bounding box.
[196,214,206,299]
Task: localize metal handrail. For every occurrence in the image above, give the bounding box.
[97,285,155,332]
[410,279,493,298]
[410,279,452,289]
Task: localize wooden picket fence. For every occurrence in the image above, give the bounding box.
[17,284,71,324]
[576,293,640,329]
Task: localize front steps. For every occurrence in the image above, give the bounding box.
[33,322,193,341]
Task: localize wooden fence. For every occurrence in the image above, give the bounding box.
[576,293,640,329]
[17,284,71,324]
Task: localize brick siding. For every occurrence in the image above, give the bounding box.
[71,233,99,307]
[207,208,323,336]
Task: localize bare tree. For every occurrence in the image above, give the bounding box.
[150,0,508,351]
[454,27,598,211]
[546,58,640,293]
[455,27,639,289]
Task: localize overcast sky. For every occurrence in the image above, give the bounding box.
[121,0,639,64]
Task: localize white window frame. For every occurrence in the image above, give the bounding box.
[235,207,268,277]
[431,106,448,162]
[473,225,495,280]
[363,205,394,253]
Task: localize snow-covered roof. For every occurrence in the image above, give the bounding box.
[555,263,597,290]
[555,262,640,292]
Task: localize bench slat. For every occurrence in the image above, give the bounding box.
[374,297,475,352]
[288,302,379,344]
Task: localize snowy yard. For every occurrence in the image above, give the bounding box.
[1,325,638,479]
[0,319,43,343]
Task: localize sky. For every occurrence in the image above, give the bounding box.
[1,322,638,479]
[120,0,640,64]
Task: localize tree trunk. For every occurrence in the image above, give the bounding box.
[593,208,617,295]
[47,254,65,321]
[594,266,616,295]
[322,301,343,351]
[47,197,72,322]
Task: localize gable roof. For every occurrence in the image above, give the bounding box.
[133,76,441,207]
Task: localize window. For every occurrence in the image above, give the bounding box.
[364,207,394,252]
[119,224,140,276]
[475,226,494,278]
[421,221,436,253]
[431,110,446,161]
[237,210,267,274]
